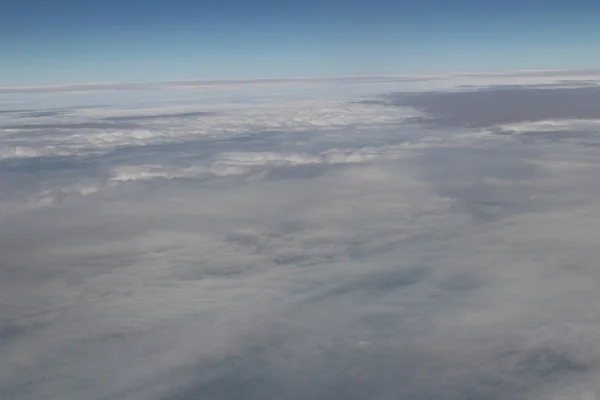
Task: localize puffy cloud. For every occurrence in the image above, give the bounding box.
[0,99,419,161]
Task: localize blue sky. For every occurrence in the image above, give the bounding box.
[3,0,600,85]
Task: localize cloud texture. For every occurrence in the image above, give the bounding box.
[2,71,600,400]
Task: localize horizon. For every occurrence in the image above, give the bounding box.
[2,67,599,90]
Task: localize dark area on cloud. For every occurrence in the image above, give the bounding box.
[18,110,68,118]
[460,69,600,78]
[0,323,27,342]
[0,121,140,130]
[458,80,600,89]
[0,105,107,117]
[310,266,430,301]
[499,129,597,140]
[264,163,336,181]
[104,111,217,121]
[167,346,590,400]
[413,147,545,222]
[384,86,600,128]
[0,154,101,175]
[0,109,33,114]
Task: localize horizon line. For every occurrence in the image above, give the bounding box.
[2,68,599,94]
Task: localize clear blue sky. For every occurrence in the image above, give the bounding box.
[2,0,600,85]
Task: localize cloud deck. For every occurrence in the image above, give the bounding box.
[2,71,600,400]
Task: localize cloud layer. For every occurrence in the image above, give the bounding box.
[3,72,600,400]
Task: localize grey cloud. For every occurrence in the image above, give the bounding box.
[411,146,546,222]
[311,266,430,301]
[4,149,600,400]
[18,110,67,118]
[458,80,600,89]
[0,83,158,94]
[0,109,33,115]
[5,76,600,400]
[0,105,107,118]
[0,121,140,130]
[167,345,592,400]
[264,163,337,181]
[457,69,600,78]
[104,111,217,121]
[0,75,442,94]
[386,86,600,128]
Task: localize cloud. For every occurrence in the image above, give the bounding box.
[109,148,390,181]
[485,118,600,137]
[385,86,600,128]
[0,122,140,130]
[0,96,420,161]
[4,72,600,400]
[0,75,441,94]
[105,111,218,121]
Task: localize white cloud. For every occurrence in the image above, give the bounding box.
[0,100,420,161]
[486,118,600,135]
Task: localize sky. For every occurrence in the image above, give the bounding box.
[3,0,600,85]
